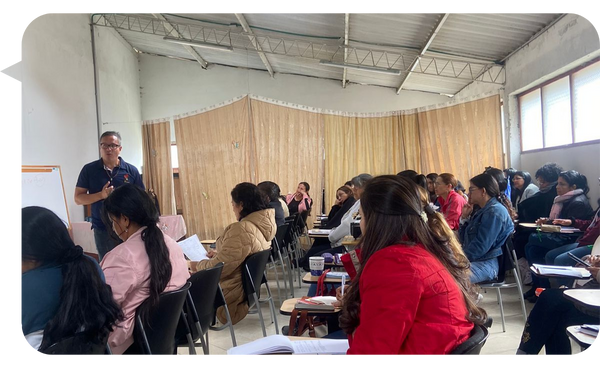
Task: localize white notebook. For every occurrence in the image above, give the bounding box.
[227,335,348,355]
[530,264,591,278]
[177,234,209,261]
[308,229,332,235]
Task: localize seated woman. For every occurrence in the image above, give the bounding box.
[338,175,485,354]
[426,173,439,205]
[434,173,467,231]
[523,170,595,298]
[459,173,515,284]
[512,170,539,213]
[483,167,517,222]
[516,254,600,355]
[298,174,371,271]
[101,184,190,354]
[189,183,277,325]
[285,182,312,218]
[22,206,123,351]
[546,201,599,267]
[324,185,356,229]
[257,181,285,226]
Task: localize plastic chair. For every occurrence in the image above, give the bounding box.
[477,235,528,332]
[242,249,279,337]
[176,263,225,355]
[40,332,110,354]
[133,282,192,354]
[449,324,489,354]
[208,284,237,347]
[267,223,292,301]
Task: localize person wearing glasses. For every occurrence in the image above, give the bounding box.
[459,173,515,283]
[74,131,144,261]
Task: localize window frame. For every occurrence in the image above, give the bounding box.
[518,57,600,154]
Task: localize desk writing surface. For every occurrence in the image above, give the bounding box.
[566,326,595,347]
[564,289,600,308]
[302,272,349,284]
[280,298,341,316]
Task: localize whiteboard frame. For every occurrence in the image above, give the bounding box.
[22,165,71,229]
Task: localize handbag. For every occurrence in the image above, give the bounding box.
[315,269,337,297]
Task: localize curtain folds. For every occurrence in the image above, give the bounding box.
[417,95,503,186]
[156,93,501,241]
[141,121,176,216]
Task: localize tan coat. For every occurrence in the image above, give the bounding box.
[196,208,276,324]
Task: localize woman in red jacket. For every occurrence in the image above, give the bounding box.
[339,175,487,354]
[434,173,467,231]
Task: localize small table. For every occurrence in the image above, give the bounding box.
[302,272,348,284]
[280,297,341,337]
[563,289,600,317]
[566,325,595,351]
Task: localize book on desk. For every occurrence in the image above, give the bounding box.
[294,296,337,311]
[227,335,348,355]
[530,264,591,278]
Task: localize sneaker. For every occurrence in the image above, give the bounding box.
[523,287,536,299]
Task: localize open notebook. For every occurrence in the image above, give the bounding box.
[530,264,591,278]
[227,335,348,355]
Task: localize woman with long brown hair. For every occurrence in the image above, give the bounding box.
[339,175,486,354]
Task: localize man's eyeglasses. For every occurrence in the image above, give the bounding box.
[100,143,121,150]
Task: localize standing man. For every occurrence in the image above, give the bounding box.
[74,131,144,261]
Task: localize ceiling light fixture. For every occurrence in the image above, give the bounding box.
[319,60,402,76]
[163,36,234,52]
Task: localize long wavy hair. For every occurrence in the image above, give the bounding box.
[103,184,172,324]
[338,176,487,335]
[22,206,123,351]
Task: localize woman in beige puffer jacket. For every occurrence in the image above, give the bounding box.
[192,183,277,325]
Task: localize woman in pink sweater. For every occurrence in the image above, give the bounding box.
[100,184,189,354]
[339,175,486,354]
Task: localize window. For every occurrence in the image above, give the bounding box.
[518,59,600,152]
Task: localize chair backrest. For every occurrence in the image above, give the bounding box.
[187,263,224,335]
[449,324,489,354]
[271,224,290,256]
[134,281,191,354]
[242,249,271,305]
[40,332,108,355]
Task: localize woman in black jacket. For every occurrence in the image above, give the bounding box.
[324,186,356,229]
[523,170,595,300]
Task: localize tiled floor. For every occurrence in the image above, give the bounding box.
[176,266,586,356]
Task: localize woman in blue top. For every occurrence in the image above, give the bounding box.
[459,173,515,283]
[22,206,123,352]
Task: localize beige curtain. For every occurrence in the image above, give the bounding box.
[174,98,252,240]
[323,114,420,208]
[141,121,176,216]
[250,99,324,226]
[418,95,503,186]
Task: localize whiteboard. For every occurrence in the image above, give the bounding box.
[22,165,71,228]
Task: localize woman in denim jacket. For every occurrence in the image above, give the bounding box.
[459,173,515,283]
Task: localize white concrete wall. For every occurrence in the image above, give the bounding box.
[503,14,600,206]
[22,14,143,222]
[22,14,98,223]
[94,26,143,171]
[139,53,450,125]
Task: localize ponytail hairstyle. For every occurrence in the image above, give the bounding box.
[470,173,517,221]
[22,206,123,351]
[338,176,487,335]
[103,184,172,324]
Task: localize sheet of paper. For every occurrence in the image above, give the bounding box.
[227,335,293,355]
[291,339,349,355]
[177,234,209,261]
[308,229,332,235]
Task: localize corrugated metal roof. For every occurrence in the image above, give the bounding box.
[96,13,564,95]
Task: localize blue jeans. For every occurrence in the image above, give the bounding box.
[93,228,121,262]
[470,258,499,283]
[550,246,592,287]
[545,243,579,265]
[525,232,578,288]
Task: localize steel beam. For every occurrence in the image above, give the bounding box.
[151,13,208,69]
[342,14,350,88]
[235,14,274,77]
